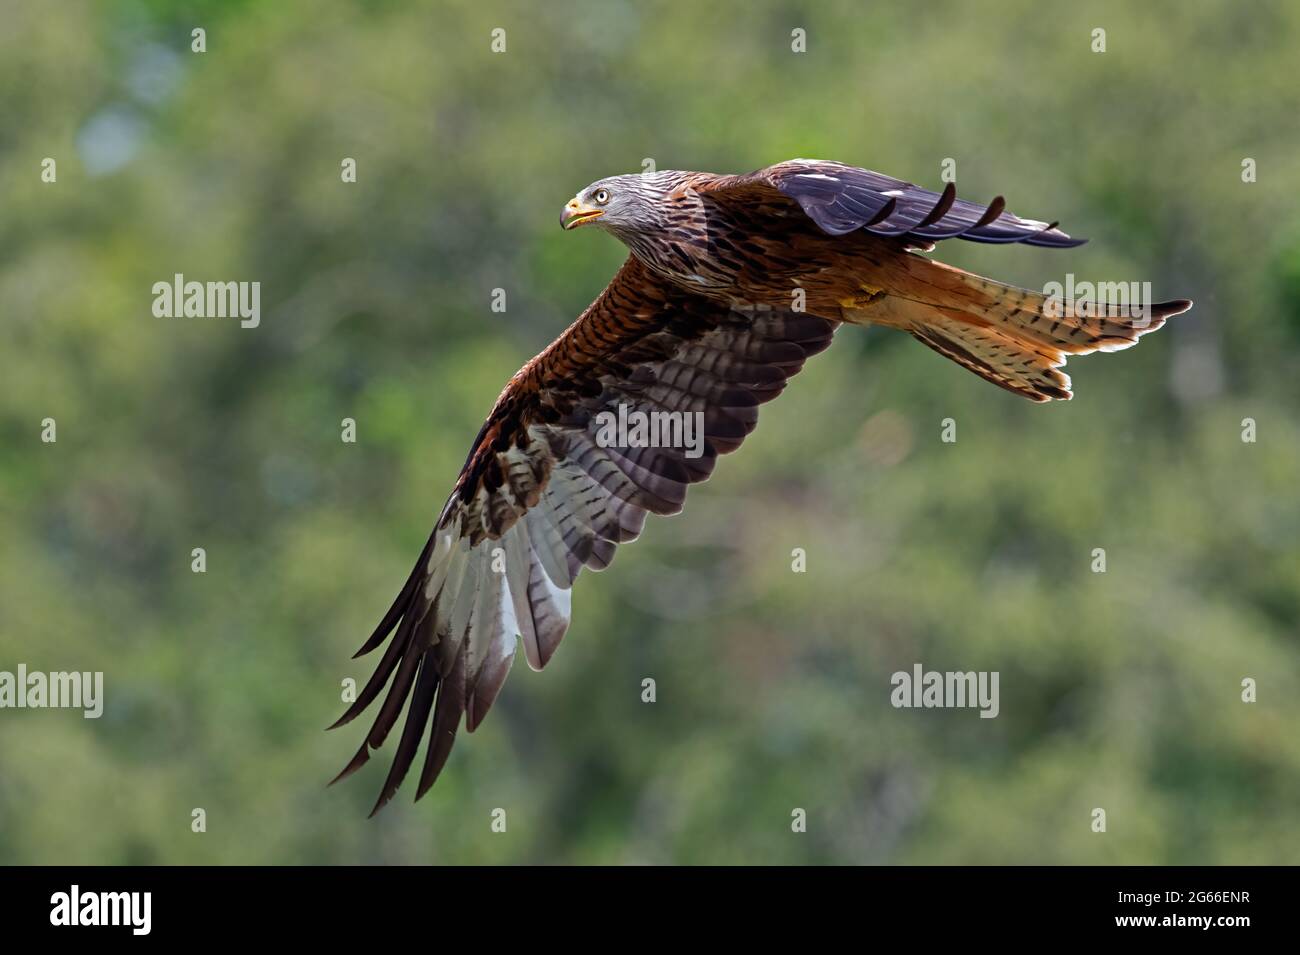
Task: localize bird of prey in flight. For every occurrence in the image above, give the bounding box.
[330,159,1192,814]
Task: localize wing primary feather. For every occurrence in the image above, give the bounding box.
[328,742,372,787]
[914,182,957,229]
[327,595,426,730]
[971,196,1007,230]
[415,645,467,800]
[367,652,441,817]
[364,622,429,749]
[351,533,435,658]
[863,196,898,227]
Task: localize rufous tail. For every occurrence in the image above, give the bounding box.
[843,256,1192,402]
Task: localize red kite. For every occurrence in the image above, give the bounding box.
[331,160,1191,814]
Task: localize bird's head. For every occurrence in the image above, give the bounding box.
[560,173,669,238]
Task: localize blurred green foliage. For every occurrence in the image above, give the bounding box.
[2,0,1298,864]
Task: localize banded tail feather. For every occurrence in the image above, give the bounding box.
[844,254,1192,401]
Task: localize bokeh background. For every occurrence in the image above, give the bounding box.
[2,0,1299,865]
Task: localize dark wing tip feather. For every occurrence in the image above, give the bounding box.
[325,712,354,732]
[764,161,1086,250]
[328,743,372,787]
[351,535,435,658]
[415,656,466,801]
[864,196,897,228]
[367,654,441,818]
[914,181,957,229]
[972,195,1007,229]
[1023,222,1088,248]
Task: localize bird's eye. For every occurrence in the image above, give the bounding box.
[593,188,610,204]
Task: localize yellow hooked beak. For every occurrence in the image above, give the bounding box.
[560,197,604,230]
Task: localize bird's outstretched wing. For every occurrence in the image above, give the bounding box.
[704,158,1087,248]
[330,256,836,814]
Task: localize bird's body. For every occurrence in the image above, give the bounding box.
[594,168,943,317]
[331,159,1192,814]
